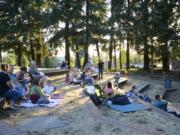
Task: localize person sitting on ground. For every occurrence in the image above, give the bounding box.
[7,65,27,97]
[60,61,66,70]
[70,69,82,84]
[79,72,86,81]
[16,66,29,92]
[103,82,114,98]
[126,85,138,101]
[64,69,70,85]
[30,78,50,104]
[84,76,94,85]
[153,95,168,111]
[72,69,78,82]
[29,61,45,84]
[153,95,180,118]
[43,80,56,95]
[0,64,22,110]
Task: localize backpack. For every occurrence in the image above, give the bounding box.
[110,95,130,105]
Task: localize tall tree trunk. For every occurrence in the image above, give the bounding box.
[162,42,169,72]
[126,33,130,70]
[150,38,154,75]
[119,43,122,69]
[36,53,41,67]
[143,0,150,71]
[75,45,81,69]
[0,49,2,63]
[83,0,90,68]
[109,37,113,70]
[143,38,150,71]
[126,0,130,70]
[17,45,22,66]
[65,22,70,67]
[96,42,100,60]
[114,40,117,70]
[31,45,36,61]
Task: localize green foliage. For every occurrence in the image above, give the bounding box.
[22,55,29,67]
[0,0,179,71]
[4,53,17,65]
[42,56,58,68]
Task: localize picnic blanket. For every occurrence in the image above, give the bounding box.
[20,99,61,108]
[106,102,149,113]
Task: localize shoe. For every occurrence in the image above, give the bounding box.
[22,96,28,100]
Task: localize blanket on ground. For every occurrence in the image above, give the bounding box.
[20,99,61,108]
[106,102,149,113]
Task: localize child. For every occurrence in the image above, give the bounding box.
[43,80,56,95]
[64,70,70,84]
[103,82,114,97]
[114,72,120,87]
[30,78,50,104]
[72,69,78,82]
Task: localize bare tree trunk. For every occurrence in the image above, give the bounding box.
[0,49,2,63]
[143,37,150,71]
[65,22,70,67]
[83,0,90,68]
[75,45,81,69]
[96,43,100,60]
[114,39,117,70]
[162,42,169,72]
[31,45,36,61]
[150,38,154,75]
[17,45,22,66]
[36,53,41,67]
[119,43,122,69]
[126,33,130,70]
[109,38,113,70]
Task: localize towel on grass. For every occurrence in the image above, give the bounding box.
[20,99,61,108]
[107,102,148,113]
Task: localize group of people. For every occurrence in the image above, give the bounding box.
[64,69,94,85]
[84,74,180,118]
[0,64,25,110]
[0,61,57,110]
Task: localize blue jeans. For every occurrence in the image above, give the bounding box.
[15,86,26,96]
[5,90,22,102]
[98,68,103,79]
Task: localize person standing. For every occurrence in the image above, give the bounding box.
[98,60,104,79]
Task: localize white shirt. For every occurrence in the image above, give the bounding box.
[43,85,55,95]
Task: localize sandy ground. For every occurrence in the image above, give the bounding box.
[0,73,180,135]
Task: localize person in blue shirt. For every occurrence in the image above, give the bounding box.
[153,95,168,111]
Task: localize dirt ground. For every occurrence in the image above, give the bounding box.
[0,73,180,135]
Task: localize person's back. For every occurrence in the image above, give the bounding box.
[30,85,44,96]
[153,95,168,111]
[104,82,113,97]
[0,72,11,97]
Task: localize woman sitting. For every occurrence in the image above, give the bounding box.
[30,78,50,104]
[16,66,29,91]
